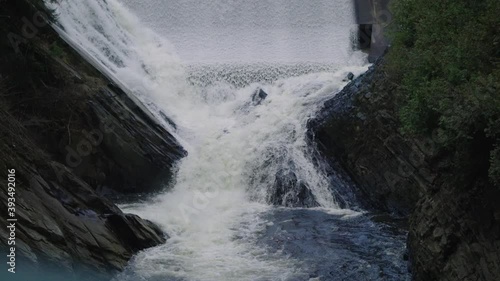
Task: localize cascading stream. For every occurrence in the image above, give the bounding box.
[48,1,410,280]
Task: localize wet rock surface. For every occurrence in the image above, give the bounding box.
[0,2,183,280]
[82,85,186,195]
[270,169,319,208]
[0,123,167,281]
[309,57,500,280]
[249,146,323,208]
[252,88,268,105]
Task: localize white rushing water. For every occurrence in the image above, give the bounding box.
[49,0,369,280]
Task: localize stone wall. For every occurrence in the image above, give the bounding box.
[353,0,391,62]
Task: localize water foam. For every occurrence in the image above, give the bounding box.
[48,0,369,279]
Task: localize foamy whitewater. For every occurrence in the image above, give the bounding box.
[48,1,410,280]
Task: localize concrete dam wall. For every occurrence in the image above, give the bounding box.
[353,0,391,62]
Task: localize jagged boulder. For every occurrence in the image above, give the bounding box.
[0,2,183,280]
[252,88,268,105]
[308,57,500,281]
[269,169,319,208]
[0,127,166,281]
[343,72,355,82]
[309,60,427,215]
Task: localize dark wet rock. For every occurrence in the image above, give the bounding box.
[0,3,179,280]
[0,81,171,279]
[308,56,500,280]
[270,169,319,208]
[236,88,269,115]
[309,59,428,216]
[83,86,186,195]
[249,147,324,208]
[0,151,166,281]
[1,1,186,198]
[259,209,410,281]
[252,88,268,105]
[106,214,166,251]
[343,72,355,82]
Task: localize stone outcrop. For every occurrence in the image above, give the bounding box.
[309,58,500,280]
[252,88,268,105]
[0,112,166,281]
[0,0,186,196]
[408,177,500,281]
[270,169,319,208]
[0,1,185,280]
[309,60,432,216]
[67,83,186,195]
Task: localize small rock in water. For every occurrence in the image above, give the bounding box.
[252,88,268,105]
[343,72,355,82]
[346,72,354,81]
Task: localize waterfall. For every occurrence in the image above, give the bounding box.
[48,0,371,280]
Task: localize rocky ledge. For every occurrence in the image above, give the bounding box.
[0,1,185,280]
[309,58,500,280]
[308,60,431,216]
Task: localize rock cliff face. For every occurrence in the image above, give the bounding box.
[64,83,186,195]
[310,58,500,280]
[309,60,432,216]
[0,1,185,280]
[0,122,166,280]
[0,1,186,197]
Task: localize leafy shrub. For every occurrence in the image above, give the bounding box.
[387,0,500,186]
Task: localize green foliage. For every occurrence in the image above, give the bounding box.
[387,0,500,185]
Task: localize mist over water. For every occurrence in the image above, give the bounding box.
[49,0,410,280]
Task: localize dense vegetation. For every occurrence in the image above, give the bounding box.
[387,0,500,186]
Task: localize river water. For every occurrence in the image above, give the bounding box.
[48,0,410,280]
